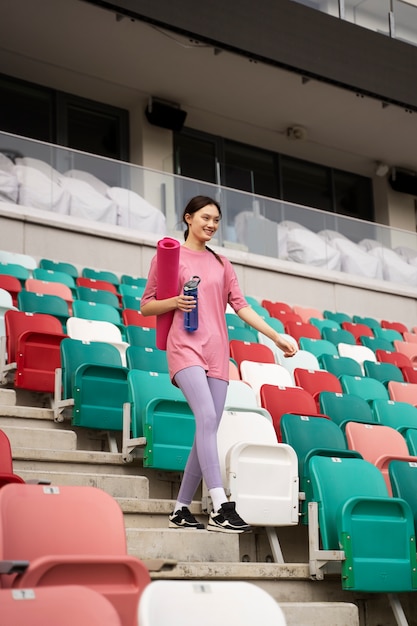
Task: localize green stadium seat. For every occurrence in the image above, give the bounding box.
[360,335,394,353]
[17,290,70,331]
[321,327,356,346]
[227,326,259,343]
[72,299,125,338]
[363,360,404,387]
[76,286,120,310]
[322,310,352,324]
[32,267,76,290]
[0,262,30,286]
[82,267,120,286]
[121,274,147,288]
[352,315,381,333]
[319,391,376,430]
[125,325,156,348]
[298,338,338,360]
[55,338,129,431]
[340,374,389,406]
[127,369,194,469]
[309,455,417,592]
[126,345,168,373]
[319,353,363,379]
[372,399,417,432]
[39,258,79,279]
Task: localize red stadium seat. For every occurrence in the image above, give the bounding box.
[293,367,342,410]
[284,321,321,343]
[2,310,66,393]
[341,322,374,344]
[122,309,156,328]
[0,274,21,307]
[229,339,275,372]
[0,430,25,489]
[376,349,412,369]
[381,320,408,336]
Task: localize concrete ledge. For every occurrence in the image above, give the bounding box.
[280,601,359,626]
[0,389,16,406]
[148,561,310,580]
[1,426,77,450]
[0,405,54,420]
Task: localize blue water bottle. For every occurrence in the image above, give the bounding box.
[183,276,201,332]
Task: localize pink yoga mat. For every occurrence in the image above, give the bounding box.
[156,237,181,350]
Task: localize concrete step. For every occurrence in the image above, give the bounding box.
[17,469,148,499]
[1,425,77,450]
[126,526,240,563]
[280,601,359,626]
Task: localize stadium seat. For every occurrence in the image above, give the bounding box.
[389,460,417,539]
[388,381,417,406]
[284,320,321,343]
[280,413,356,517]
[121,294,142,311]
[76,276,118,295]
[82,267,120,286]
[229,339,275,372]
[1,310,66,393]
[258,330,297,363]
[240,361,294,404]
[1,585,122,626]
[125,325,156,348]
[309,317,340,334]
[227,326,259,343]
[0,483,151,626]
[376,349,412,369]
[352,315,381,333]
[126,345,168,373]
[0,429,25,488]
[345,421,417,494]
[0,274,21,306]
[224,380,271,420]
[229,360,240,380]
[32,267,76,291]
[308,455,417,592]
[400,366,417,384]
[372,399,417,432]
[321,327,356,346]
[381,320,408,335]
[55,338,129,431]
[374,327,404,343]
[0,250,36,271]
[298,337,338,360]
[363,360,404,387]
[72,299,123,328]
[121,274,147,288]
[207,410,298,561]
[322,310,352,324]
[25,278,73,310]
[260,383,324,441]
[122,309,156,328]
[341,321,374,344]
[262,299,293,315]
[402,332,417,345]
[0,287,17,336]
[293,368,342,409]
[340,374,389,406]
[337,343,376,373]
[0,262,30,286]
[292,305,323,323]
[39,258,79,279]
[278,349,320,382]
[138,580,287,626]
[359,335,394,353]
[319,391,376,429]
[318,353,362,379]
[119,283,145,299]
[393,340,417,365]
[17,290,70,331]
[66,317,128,366]
[125,369,193,468]
[76,286,121,310]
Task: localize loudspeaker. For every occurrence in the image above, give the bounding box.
[389,167,417,196]
[145,100,187,132]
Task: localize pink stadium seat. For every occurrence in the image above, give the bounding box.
[122,308,156,328]
[292,305,324,323]
[293,367,342,410]
[260,383,327,441]
[0,430,25,488]
[345,421,417,494]
[393,340,417,365]
[0,484,151,626]
[25,278,73,311]
[388,381,417,407]
[229,360,240,380]
[1,585,122,626]
[403,332,417,345]
[2,310,66,393]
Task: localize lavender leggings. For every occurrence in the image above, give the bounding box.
[174,366,228,505]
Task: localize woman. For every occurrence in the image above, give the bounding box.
[140,196,297,533]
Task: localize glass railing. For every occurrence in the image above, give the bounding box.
[1,130,417,288]
[292,0,417,46]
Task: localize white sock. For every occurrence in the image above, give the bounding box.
[209,487,228,513]
[173,501,189,514]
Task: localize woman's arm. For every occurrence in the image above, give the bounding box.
[236,306,298,357]
[141,294,196,317]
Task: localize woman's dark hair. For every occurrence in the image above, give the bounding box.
[182,195,223,264]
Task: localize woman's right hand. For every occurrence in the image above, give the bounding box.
[175,294,196,312]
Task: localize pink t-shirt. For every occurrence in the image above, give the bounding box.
[141,246,248,382]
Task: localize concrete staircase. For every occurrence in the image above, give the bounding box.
[1,387,415,626]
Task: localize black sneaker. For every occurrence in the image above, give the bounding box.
[169,506,204,529]
[207,501,252,533]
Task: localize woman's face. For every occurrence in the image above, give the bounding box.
[185,204,221,243]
